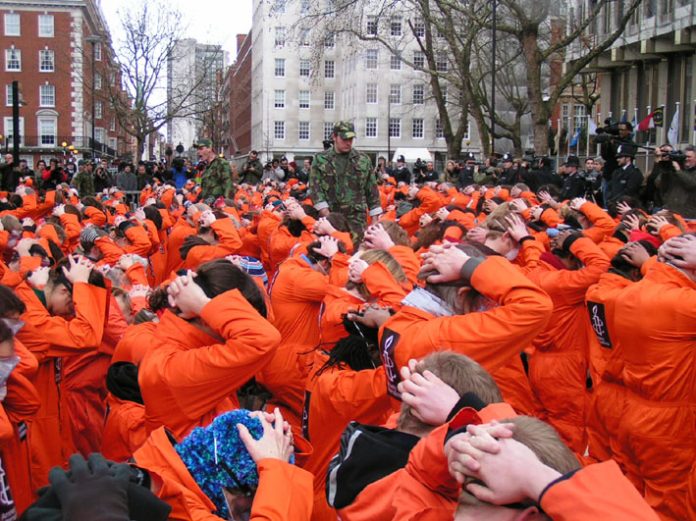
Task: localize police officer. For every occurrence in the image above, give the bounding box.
[391,155,411,184]
[498,153,518,185]
[559,156,585,200]
[458,152,477,187]
[606,143,642,205]
[196,138,233,203]
[309,121,382,240]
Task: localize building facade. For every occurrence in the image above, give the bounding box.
[221,31,252,158]
[567,0,696,148]
[167,38,226,159]
[246,0,482,165]
[0,0,130,166]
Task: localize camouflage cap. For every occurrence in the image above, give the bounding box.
[333,121,356,139]
[195,138,213,148]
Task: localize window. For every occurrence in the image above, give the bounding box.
[38,117,56,145]
[365,117,377,138]
[4,117,24,145]
[298,121,310,140]
[324,91,335,109]
[95,127,105,144]
[561,103,570,120]
[324,60,334,78]
[435,118,444,138]
[366,83,377,104]
[412,84,425,105]
[4,13,20,36]
[94,42,102,61]
[463,121,470,140]
[39,49,54,72]
[413,50,425,69]
[299,29,310,46]
[389,118,401,138]
[414,19,425,38]
[412,118,424,139]
[436,53,448,72]
[365,49,378,69]
[389,84,401,104]
[390,16,402,36]
[5,48,21,71]
[274,58,285,77]
[274,89,285,109]
[95,101,103,119]
[299,90,310,109]
[366,15,378,35]
[273,0,286,14]
[275,26,286,47]
[39,83,55,107]
[574,104,586,130]
[323,122,333,140]
[38,14,54,37]
[324,32,335,48]
[109,137,117,152]
[390,54,401,70]
[95,73,102,90]
[441,85,448,103]
[110,118,116,131]
[301,0,310,14]
[274,121,285,139]
[299,59,310,77]
[5,84,12,106]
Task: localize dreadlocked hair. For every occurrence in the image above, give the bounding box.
[314,316,380,378]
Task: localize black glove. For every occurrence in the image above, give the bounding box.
[49,454,131,521]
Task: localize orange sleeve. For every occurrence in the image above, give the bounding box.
[17,281,107,359]
[124,225,152,257]
[84,207,107,227]
[579,202,615,244]
[396,257,553,373]
[95,236,126,266]
[59,213,82,244]
[540,460,660,521]
[328,252,349,288]
[330,231,354,254]
[146,290,280,423]
[3,371,41,422]
[389,245,420,287]
[250,459,314,521]
[362,262,409,308]
[540,208,561,227]
[211,218,243,253]
[124,263,149,287]
[0,405,14,443]
[658,224,682,242]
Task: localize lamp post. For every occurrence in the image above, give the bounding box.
[85,35,101,160]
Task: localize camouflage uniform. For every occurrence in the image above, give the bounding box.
[309,123,382,239]
[200,157,234,203]
[72,168,95,197]
[240,158,263,185]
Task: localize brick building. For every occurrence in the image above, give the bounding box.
[221,31,252,158]
[0,0,129,168]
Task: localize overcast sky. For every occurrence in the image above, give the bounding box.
[99,0,253,62]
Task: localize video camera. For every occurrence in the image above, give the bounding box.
[661,149,687,167]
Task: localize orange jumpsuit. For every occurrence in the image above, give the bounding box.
[138,290,281,439]
[379,256,552,414]
[524,237,610,453]
[609,262,695,521]
[14,281,107,490]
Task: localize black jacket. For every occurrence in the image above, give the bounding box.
[607,163,643,204]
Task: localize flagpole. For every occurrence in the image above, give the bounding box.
[672,101,680,145]
[646,105,651,145]
[556,117,561,171]
[596,111,601,157]
[693,100,696,147]
[586,113,591,160]
[660,106,665,145]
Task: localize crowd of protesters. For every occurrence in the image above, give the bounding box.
[0,122,693,521]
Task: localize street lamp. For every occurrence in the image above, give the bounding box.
[85,35,101,160]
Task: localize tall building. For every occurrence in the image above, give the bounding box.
[167,38,225,159]
[221,31,252,157]
[0,0,130,166]
[246,0,482,164]
[567,0,696,147]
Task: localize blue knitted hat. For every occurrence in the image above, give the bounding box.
[237,256,268,287]
[175,409,262,518]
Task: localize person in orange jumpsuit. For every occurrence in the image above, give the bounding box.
[373,243,552,416]
[13,256,108,490]
[134,408,313,521]
[138,260,280,439]
[606,234,696,521]
[269,236,346,348]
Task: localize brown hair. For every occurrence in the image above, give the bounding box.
[397,351,502,437]
[379,220,410,247]
[345,249,407,300]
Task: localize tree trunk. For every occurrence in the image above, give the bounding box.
[137,136,145,162]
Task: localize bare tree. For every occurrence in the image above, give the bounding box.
[106,1,223,160]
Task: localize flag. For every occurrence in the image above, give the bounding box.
[667,105,680,145]
[637,111,657,132]
[620,111,628,123]
[588,117,598,135]
[631,113,638,130]
[569,128,581,148]
[653,106,664,127]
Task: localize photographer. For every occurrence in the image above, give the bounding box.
[657,145,696,218]
[642,144,679,208]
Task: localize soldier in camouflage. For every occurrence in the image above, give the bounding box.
[72,160,95,197]
[195,138,234,203]
[309,121,382,240]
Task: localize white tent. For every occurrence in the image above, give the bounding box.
[391,147,433,164]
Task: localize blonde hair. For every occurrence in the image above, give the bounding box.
[345,249,406,300]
